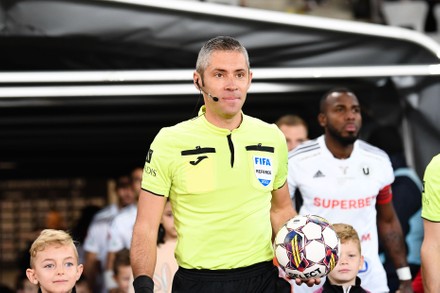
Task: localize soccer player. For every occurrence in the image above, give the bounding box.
[288,88,413,293]
[275,114,309,152]
[25,229,83,293]
[130,36,319,293]
[420,153,440,293]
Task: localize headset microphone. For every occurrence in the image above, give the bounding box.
[196,80,219,102]
[207,93,219,102]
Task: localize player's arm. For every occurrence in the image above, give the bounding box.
[421,219,440,293]
[271,183,319,287]
[131,189,167,292]
[376,198,413,292]
[106,251,115,271]
[271,183,296,236]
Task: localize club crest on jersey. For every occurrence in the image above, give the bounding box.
[253,156,273,187]
[362,166,370,175]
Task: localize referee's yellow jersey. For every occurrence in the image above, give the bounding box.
[422,153,440,222]
[141,106,288,269]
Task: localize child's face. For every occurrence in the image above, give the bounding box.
[327,240,363,286]
[114,265,133,293]
[26,244,83,293]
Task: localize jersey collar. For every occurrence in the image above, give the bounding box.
[198,106,247,134]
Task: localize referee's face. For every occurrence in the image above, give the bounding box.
[201,50,252,122]
[319,91,361,145]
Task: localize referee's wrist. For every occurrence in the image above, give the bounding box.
[396,266,412,281]
[133,275,154,293]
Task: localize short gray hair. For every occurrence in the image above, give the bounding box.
[195,36,250,79]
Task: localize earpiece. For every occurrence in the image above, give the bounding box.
[195,79,219,102]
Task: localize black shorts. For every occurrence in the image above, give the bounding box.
[172,261,291,293]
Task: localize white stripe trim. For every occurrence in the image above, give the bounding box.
[1,65,440,84]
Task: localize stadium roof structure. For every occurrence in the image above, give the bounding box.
[1,0,439,179]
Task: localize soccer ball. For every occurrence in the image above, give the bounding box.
[274,214,340,280]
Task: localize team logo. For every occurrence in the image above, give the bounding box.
[362,166,370,175]
[253,156,273,187]
[313,170,325,178]
[190,156,208,166]
[339,166,348,175]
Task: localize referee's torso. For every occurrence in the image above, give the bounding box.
[142,108,288,270]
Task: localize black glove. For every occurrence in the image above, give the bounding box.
[133,275,154,293]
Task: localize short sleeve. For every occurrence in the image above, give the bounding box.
[273,126,288,190]
[422,154,440,222]
[141,128,174,197]
[83,221,101,253]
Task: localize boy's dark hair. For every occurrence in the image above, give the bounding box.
[113,248,131,276]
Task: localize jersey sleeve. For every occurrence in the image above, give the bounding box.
[273,126,289,190]
[376,184,393,205]
[287,155,299,199]
[141,128,174,197]
[422,154,440,222]
[376,152,395,204]
[83,221,102,253]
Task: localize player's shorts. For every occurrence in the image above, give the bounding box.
[172,260,291,293]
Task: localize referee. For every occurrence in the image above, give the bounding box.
[130,36,320,293]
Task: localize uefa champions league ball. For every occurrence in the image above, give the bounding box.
[274,214,340,280]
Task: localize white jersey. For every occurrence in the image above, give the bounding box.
[83,204,120,293]
[94,204,119,222]
[83,204,119,266]
[108,203,137,252]
[288,135,394,293]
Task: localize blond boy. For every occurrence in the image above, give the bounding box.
[314,223,369,292]
[26,229,84,293]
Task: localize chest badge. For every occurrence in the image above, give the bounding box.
[253,156,273,187]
